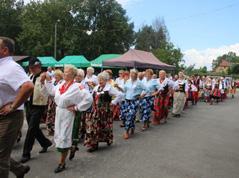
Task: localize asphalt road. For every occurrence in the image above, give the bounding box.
[10,95,239,178]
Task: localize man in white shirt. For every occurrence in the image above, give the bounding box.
[21,57,52,163]
[0,37,34,178]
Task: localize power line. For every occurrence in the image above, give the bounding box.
[169,1,239,23]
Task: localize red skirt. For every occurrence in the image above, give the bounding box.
[153,94,170,124]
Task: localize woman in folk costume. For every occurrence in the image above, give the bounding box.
[211,79,221,104]
[115,70,125,88]
[204,77,213,104]
[45,69,63,136]
[230,80,237,98]
[42,65,93,173]
[84,71,123,152]
[153,70,174,124]
[199,76,206,101]
[172,71,187,117]
[105,69,121,121]
[119,70,130,128]
[219,77,227,101]
[139,69,158,130]
[193,74,200,104]
[84,67,98,93]
[122,69,146,139]
[186,79,198,106]
[68,69,87,161]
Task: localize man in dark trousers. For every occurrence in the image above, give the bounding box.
[0,36,33,178]
[21,57,52,163]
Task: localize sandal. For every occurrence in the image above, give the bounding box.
[87,145,98,152]
[54,164,66,173]
[69,146,78,161]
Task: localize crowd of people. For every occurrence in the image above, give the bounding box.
[0,36,237,178]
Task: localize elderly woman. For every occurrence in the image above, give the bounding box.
[140,69,158,130]
[122,69,146,139]
[204,77,213,104]
[69,68,88,160]
[119,70,130,127]
[85,67,98,93]
[105,69,121,121]
[75,69,87,88]
[153,70,174,125]
[42,65,93,173]
[45,69,63,135]
[84,71,123,152]
[172,71,187,117]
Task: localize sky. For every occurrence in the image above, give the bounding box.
[24,0,239,69]
[117,0,239,69]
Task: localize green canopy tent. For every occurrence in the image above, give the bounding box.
[91,54,121,68]
[22,56,57,67]
[56,55,90,67]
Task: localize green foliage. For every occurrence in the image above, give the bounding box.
[135,17,183,72]
[1,0,134,60]
[181,64,208,76]
[231,64,239,74]
[212,52,239,75]
[153,42,183,72]
[0,0,24,53]
[212,52,239,70]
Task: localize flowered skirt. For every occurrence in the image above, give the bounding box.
[139,96,154,122]
[46,97,56,130]
[153,94,170,124]
[123,99,139,130]
[84,107,113,148]
[120,100,127,122]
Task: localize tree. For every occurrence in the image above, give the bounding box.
[135,17,183,72]
[16,0,134,59]
[0,0,24,54]
[79,0,134,59]
[212,52,239,70]
[153,42,183,72]
[231,64,239,74]
[135,25,155,51]
[17,0,76,58]
[135,18,168,51]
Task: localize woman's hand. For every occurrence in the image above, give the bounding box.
[67,105,76,113]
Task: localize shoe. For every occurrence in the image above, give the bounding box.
[69,147,78,161]
[54,164,66,173]
[20,156,30,163]
[141,126,147,131]
[87,145,98,152]
[39,142,52,153]
[120,123,125,128]
[17,165,30,178]
[141,124,148,131]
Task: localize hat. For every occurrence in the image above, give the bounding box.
[28,57,41,67]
